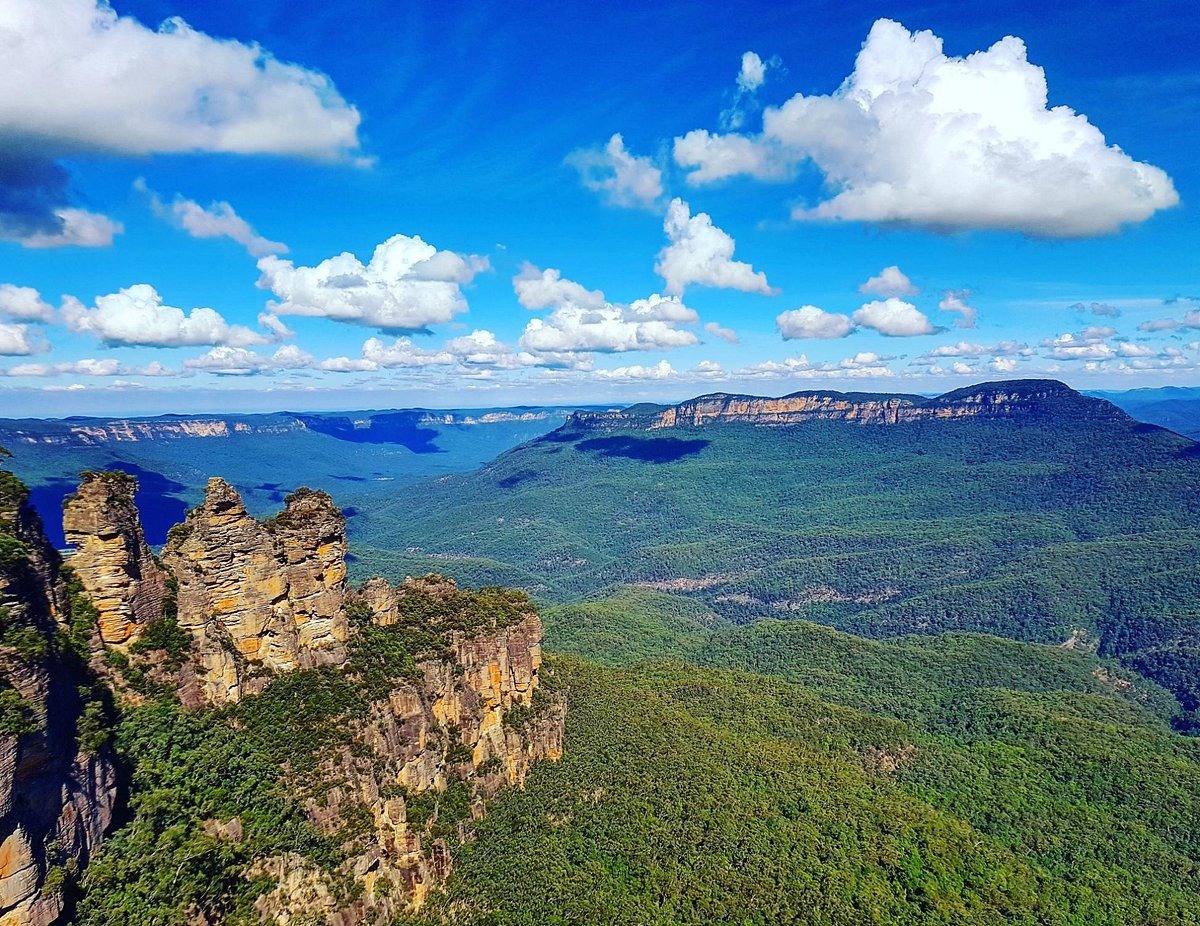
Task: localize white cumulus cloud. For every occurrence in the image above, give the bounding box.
[520,299,699,354]
[510,266,702,356]
[1040,326,1118,360]
[257,234,488,332]
[0,285,55,322]
[1137,309,1200,332]
[63,284,268,348]
[859,266,918,298]
[0,324,44,356]
[513,263,605,310]
[361,337,456,368]
[737,52,767,92]
[567,134,663,210]
[184,347,275,376]
[0,0,362,246]
[656,198,775,296]
[852,298,938,337]
[593,360,677,381]
[674,129,790,185]
[0,0,362,159]
[776,305,855,340]
[674,19,1178,237]
[1117,341,1159,358]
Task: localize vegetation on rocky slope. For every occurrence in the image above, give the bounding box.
[76,578,554,925]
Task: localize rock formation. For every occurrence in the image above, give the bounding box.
[0,478,117,926]
[160,479,349,705]
[61,471,166,650]
[44,472,566,922]
[275,578,565,920]
[568,380,1128,431]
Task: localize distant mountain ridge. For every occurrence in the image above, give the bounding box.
[0,406,576,447]
[568,379,1132,431]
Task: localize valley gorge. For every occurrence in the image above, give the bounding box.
[1,470,564,925]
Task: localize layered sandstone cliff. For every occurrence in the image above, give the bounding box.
[271,577,565,921]
[0,481,117,926]
[569,380,1126,431]
[159,479,349,705]
[61,472,166,650]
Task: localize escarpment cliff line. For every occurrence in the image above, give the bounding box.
[568,379,1130,431]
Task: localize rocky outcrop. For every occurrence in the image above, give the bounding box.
[568,380,1128,432]
[279,579,565,922]
[61,472,166,650]
[357,578,400,627]
[0,480,117,926]
[161,479,348,705]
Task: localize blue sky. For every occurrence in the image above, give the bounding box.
[0,0,1198,414]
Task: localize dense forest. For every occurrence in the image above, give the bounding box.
[351,390,1200,729]
[7,383,1200,924]
[408,643,1200,925]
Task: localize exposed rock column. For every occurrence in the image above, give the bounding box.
[267,488,349,665]
[161,479,349,704]
[62,472,166,649]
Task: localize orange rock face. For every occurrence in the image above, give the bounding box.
[161,479,349,705]
[61,472,167,649]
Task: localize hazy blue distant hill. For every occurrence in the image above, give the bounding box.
[0,405,581,547]
[1091,386,1200,440]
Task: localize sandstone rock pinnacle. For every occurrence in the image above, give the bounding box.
[62,471,166,649]
[161,478,348,704]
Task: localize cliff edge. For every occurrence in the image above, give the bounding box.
[567,380,1128,431]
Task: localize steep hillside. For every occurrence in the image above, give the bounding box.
[407,652,1200,926]
[0,469,117,926]
[354,380,1200,727]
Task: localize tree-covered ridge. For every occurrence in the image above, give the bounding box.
[407,652,1200,926]
[351,386,1200,727]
